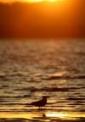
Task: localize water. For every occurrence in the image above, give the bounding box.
[0,39,85,122]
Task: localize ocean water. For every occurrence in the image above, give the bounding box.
[0,39,85,122]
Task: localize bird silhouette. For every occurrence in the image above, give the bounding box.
[29,96,48,108]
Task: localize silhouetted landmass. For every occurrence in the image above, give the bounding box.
[0,2,85,38]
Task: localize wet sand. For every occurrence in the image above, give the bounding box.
[0,110,85,122]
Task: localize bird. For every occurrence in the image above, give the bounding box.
[28,96,48,108]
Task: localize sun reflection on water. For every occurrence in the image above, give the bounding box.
[45,111,85,120]
[46,111,66,118]
[0,111,85,121]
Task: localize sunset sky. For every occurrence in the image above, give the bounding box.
[0,0,56,2]
[0,0,85,38]
[0,0,68,3]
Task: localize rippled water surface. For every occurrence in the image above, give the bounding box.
[0,39,85,121]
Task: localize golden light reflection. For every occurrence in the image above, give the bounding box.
[46,111,85,120]
[0,112,43,119]
[0,111,85,120]
[46,111,66,118]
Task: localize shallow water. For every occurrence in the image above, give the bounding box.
[0,39,85,121]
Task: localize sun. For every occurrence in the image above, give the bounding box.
[24,0,63,3]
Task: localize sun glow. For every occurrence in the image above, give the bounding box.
[23,0,64,3]
[0,0,66,4]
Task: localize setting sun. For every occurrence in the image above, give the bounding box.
[28,0,56,2]
[23,0,64,3]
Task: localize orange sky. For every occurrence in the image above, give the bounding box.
[0,0,20,2]
[0,0,44,2]
[0,0,71,2]
[0,0,26,2]
[0,0,85,38]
